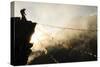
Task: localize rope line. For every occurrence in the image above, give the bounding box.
[36,23,97,32]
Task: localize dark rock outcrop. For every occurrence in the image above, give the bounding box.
[11,17,37,66]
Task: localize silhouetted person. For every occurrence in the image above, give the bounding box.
[20,8,27,21]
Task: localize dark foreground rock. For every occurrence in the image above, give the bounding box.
[11,17,36,65]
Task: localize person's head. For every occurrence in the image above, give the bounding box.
[20,8,26,15]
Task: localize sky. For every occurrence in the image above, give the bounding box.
[14,1,97,27]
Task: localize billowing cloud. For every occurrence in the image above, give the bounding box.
[27,15,97,64]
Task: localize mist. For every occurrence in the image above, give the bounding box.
[27,15,97,64]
